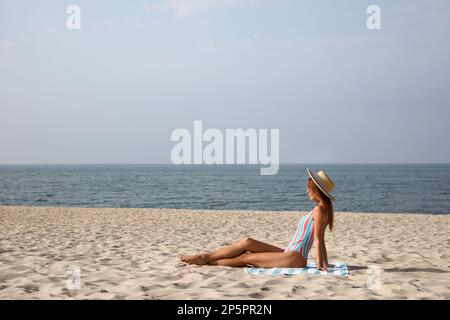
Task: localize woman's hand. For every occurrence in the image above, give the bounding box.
[318,265,328,272]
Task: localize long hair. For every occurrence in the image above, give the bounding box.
[307,178,334,231]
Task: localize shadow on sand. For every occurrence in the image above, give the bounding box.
[348,265,450,273]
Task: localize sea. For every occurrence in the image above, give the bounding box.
[0,164,449,214]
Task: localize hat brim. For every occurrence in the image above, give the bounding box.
[307,168,335,201]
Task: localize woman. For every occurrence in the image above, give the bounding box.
[179,168,335,271]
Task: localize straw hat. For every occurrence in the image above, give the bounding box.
[306,168,336,201]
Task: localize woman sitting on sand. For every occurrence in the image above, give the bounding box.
[179,168,335,272]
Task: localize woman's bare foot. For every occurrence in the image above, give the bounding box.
[179,253,209,265]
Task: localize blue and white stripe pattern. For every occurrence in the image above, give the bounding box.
[244,262,349,277]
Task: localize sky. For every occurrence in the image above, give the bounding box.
[1,0,450,164]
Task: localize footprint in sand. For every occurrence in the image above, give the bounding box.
[249,292,264,299]
[141,285,163,292]
[21,284,39,293]
[173,283,189,289]
[175,262,187,268]
[232,282,250,288]
[263,279,280,286]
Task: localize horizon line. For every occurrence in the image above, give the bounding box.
[0,163,449,166]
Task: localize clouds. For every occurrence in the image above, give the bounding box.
[141,0,263,17]
[0,41,14,61]
[0,41,14,50]
[143,3,153,14]
[160,0,262,16]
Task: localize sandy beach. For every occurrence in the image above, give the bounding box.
[0,206,449,300]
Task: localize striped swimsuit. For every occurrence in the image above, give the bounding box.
[284,210,315,259]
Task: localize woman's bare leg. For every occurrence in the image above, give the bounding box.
[208,251,306,268]
[179,237,284,265]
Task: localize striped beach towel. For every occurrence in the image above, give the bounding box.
[244,262,348,277]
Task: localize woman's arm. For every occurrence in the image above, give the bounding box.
[321,241,329,267]
[314,237,324,269]
[313,207,327,271]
